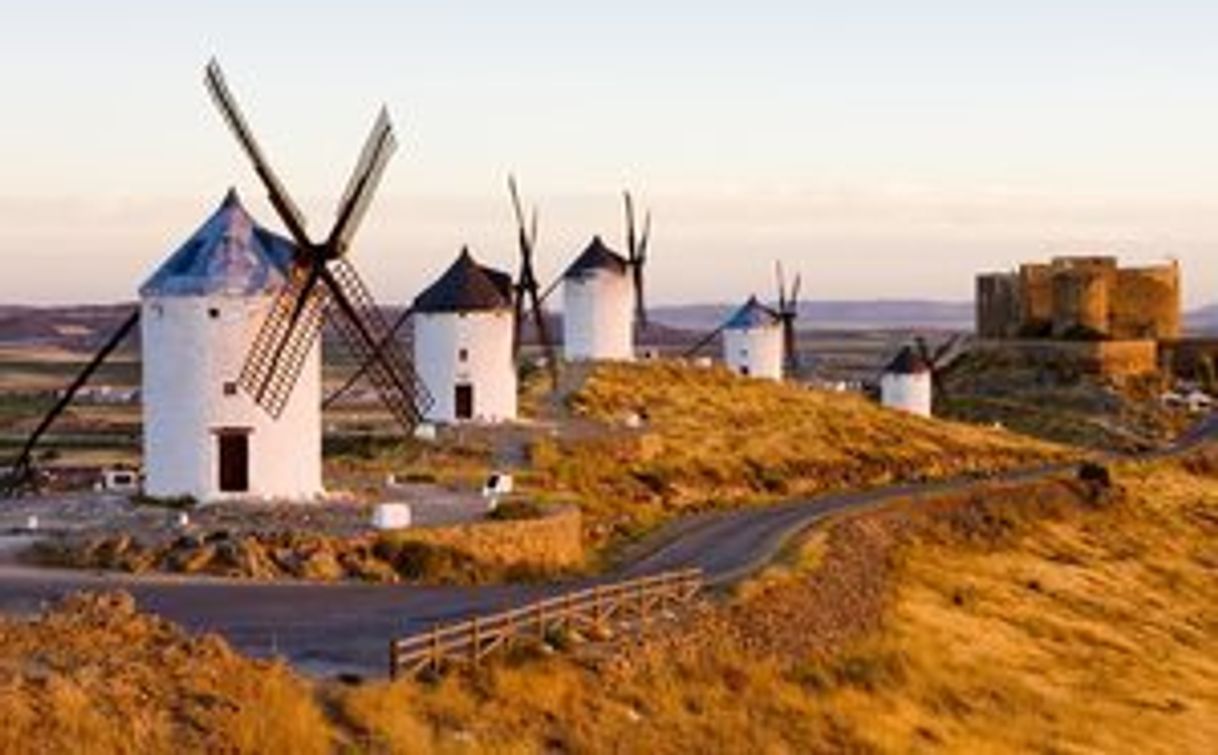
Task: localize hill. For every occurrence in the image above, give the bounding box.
[526,362,1069,548]
[4,450,1214,753]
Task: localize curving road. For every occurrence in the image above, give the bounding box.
[1,415,1213,678]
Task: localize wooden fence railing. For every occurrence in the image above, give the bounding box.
[389,568,703,679]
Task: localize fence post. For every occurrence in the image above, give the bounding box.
[471,616,481,667]
[537,601,547,641]
[593,585,603,630]
[388,640,398,680]
[430,625,440,674]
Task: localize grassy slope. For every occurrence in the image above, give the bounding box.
[528,362,1070,545]
[939,353,1192,452]
[2,453,1215,753]
[341,453,1218,754]
[0,593,331,755]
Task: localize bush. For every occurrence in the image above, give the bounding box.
[376,539,486,583]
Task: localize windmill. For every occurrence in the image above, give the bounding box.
[775,262,802,378]
[203,59,431,430]
[877,334,966,418]
[682,262,802,380]
[623,191,652,331]
[3,61,433,498]
[508,175,559,386]
[559,192,649,362]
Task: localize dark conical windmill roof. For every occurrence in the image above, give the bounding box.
[724,295,781,329]
[413,247,514,314]
[563,235,629,279]
[885,345,931,375]
[139,189,297,298]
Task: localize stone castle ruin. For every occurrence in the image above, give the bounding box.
[975,256,1181,376]
[977,256,1180,341]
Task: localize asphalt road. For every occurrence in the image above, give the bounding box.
[1,414,1213,677]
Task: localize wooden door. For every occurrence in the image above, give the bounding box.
[454,384,474,420]
[218,431,250,493]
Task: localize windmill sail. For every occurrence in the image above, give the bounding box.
[508,175,559,386]
[205,59,430,431]
[2,310,140,496]
[624,191,651,330]
[237,263,329,418]
[323,258,432,427]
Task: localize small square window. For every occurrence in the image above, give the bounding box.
[223,382,238,396]
[208,307,221,319]
[458,348,469,363]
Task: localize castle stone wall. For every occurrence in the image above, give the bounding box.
[1112,264,1181,340]
[976,273,1021,338]
[977,256,1179,343]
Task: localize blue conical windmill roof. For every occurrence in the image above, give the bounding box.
[724,295,781,329]
[139,189,297,298]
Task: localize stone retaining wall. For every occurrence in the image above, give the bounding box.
[388,505,584,570]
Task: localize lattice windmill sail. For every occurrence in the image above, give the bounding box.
[204,59,431,429]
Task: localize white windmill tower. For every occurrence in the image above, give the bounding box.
[684,263,802,381]
[721,296,785,379]
[140,190,323,501]
[2,61,432,500]
[412,248,517,423]
[561,192,650,362]
[880,345,933,418]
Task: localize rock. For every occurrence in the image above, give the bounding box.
[164,543,217,574]
[338,551,399,583]
[296,548,345,581]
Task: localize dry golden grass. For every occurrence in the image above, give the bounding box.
[527,362,1071,545]
[0,592,333,755]
[341,454,1218,754]
[848,459,1218,753]
[4,447,1215,754]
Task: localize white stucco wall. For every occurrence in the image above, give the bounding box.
[562,270,634,362]
[141,294,323,503]
[880,372,933,418]
[722,325,785,380]
[413,309,517,424]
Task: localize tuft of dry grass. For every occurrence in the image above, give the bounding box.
[0,592,334,755]
[526,361,1071,547]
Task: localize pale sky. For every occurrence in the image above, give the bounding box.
[0,1,1215,307]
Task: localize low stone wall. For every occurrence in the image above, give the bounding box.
[31,505,584,583]
[389,506,584,570]
[973,339,1159,377]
